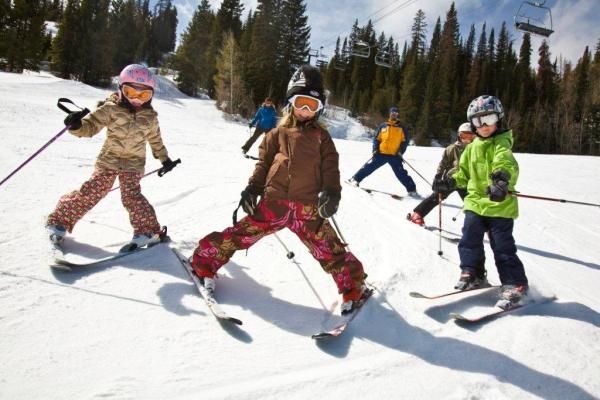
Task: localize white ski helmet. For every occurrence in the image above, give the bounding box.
[467,95,504,121]
[458,122,473,133]
[119,64,156,90]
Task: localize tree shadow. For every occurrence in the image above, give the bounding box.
[315,293,595,400]
[516,244,600,270]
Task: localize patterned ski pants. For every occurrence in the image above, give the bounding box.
[192,198,366,295]
[47,167,161,235]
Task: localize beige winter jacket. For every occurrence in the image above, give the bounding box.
[69,95,168,173]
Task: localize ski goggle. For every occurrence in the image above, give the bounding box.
[471,113,499,128]
[290,95,323,113]
[121,84,153,103]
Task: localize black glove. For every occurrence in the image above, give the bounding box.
[248,123,253,128]
[486,170,510,202]
[317,190,341,219]
[241,184,262,215]
[432,176,455,193]
[64,108,89,130]
[158,158,180,177]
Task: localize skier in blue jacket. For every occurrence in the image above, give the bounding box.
[242,97,278,154]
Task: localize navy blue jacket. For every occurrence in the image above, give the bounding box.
[250,105,278,130]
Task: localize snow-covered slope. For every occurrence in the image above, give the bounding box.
[0,71,599,400]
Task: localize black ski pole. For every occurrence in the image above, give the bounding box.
[402,158,432,187]
[437,192,443,256]
[511,192,600,208]
[451,207,462,221]
[273,232,295,259]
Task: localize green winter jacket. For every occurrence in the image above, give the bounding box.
[453,129,519,218]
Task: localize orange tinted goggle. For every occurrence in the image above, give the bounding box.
[122,84,153,102]
[290,95,323,113]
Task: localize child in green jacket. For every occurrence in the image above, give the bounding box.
[440,95,528,310]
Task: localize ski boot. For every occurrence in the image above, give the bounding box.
[407,212,425,226]
[346,177,360,187]
[340,284,372,315]
[454,271,489,291]
[496,285,528,310]
[119,226,168,253]
[407,191,420,198]
[47,224,67,245]
[189,258,217,294]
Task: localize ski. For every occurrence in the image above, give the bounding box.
[450,296,557,324]
[51,244,164,271]
[344,180,402,200]
[312,287,374,339]
[171,248,242,325]
[409,284,499,300]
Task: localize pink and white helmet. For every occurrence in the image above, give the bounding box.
[118,64,156,90]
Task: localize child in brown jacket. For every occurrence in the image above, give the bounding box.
[190,65,368,314]
[47,64,178,251]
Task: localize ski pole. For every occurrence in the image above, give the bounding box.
[437,192,443,256]
[109,168,161,192]
[511,192,600,208]
[451,207,462,221]
[402,157,431,187]
[0,99,89,189]
[273,232,295,259]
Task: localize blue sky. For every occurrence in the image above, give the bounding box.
[173,0,600,66]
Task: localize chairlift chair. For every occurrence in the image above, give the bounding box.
[350,40,371,58]
[316,59,328,69]
[514,1,554,37]
[374,50,393,68]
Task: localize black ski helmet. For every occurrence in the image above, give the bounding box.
[285,64,326,106]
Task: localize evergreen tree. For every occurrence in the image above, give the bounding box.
[245,0,278,103]
[2,0,47,72]
[147,0,177,66]
[214,31,252,116]
[50,0,81,78]
[276,0,310,97]
[78,0,112,85]
[174,0,213,96]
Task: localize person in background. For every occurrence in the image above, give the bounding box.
[242,97,278,155]
[348,106,418,197]
[407,122,475,226]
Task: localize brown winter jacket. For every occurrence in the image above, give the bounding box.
[68,94,169,174]
[249,123,342,204]
[436,140,467,179]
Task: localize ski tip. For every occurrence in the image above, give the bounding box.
[311,333,333,340]
[226,317,243,326]
[409,292,427,298]
[449,312,469,321]
[50,262,73,272]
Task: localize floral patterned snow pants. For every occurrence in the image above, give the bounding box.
[47,167,161,235]
[192,198,366,295]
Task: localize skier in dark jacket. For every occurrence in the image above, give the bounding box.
[242,97,278,155]
[347,107,418,196]
[407,122,475,226]
[191,65,368,315]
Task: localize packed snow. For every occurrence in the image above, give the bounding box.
[0,71,599,400]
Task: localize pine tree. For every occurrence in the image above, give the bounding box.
[78,0,112,85]
[147,0,177,66]
[3,0,47,72]
[174,0,213,96]
[50,0,81,78]
[245,0,279,103]
[276,0,310,98]
[214,31,252,116]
